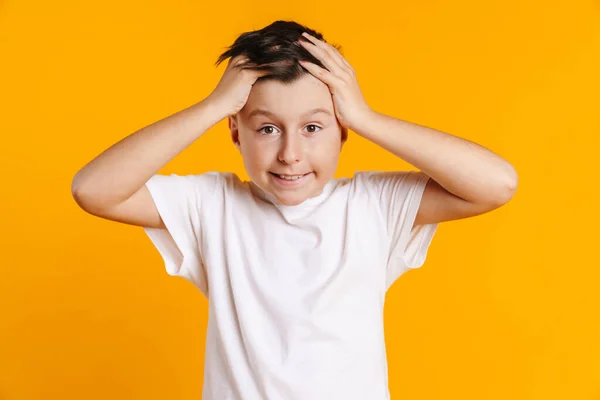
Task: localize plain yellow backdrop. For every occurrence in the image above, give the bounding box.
[1,0,599,399]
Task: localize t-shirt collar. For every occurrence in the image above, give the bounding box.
[249,179,336,209]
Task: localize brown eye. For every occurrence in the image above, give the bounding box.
[306,124,322,134]
[258,125,276,135]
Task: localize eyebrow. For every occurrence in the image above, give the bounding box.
[247,107,332,119]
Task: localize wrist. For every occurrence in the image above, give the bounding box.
[199,97,230,123]
[350,107,379,136]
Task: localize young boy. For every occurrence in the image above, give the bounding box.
[72,20,517,400]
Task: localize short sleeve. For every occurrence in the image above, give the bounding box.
[142,172,221,297]
[357,170,439,290]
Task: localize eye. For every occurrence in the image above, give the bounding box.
[258,125,277,135]
[305,124,322,134]
[257,124,323,135]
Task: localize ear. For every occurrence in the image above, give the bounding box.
[340,127,348,150]
[229,114,241,151]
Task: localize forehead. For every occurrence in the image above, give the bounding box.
[240,74,333,119]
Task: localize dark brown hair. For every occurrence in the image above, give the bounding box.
[215,20,343,84]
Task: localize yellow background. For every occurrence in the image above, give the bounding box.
[1,1,599,399]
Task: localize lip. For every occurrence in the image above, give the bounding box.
[269,171,312,186]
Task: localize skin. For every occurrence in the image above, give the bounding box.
[294,32,518,226]
[228,31,517,225]
[228,73,348,206]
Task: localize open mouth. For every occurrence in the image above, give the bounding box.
[269,171,312,183]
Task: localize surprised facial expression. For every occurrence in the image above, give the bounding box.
[229,73,348,206]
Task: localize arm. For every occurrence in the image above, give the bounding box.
[71,98,224,227]
[72,54,275,226]
[352,110,519,226]
[293,32,517,226]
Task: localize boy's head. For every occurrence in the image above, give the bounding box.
[215,20,348,206]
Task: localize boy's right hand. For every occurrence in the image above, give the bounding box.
[206,55,278,119]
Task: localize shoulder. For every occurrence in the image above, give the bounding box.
[347,170,427,194]
[151,171,240,186]
[146,171,244,202]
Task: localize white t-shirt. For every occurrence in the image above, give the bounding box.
[143,170,438,400]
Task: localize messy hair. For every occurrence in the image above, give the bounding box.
[215,20,343,84]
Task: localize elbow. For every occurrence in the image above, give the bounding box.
[490,163,519,207]
[504,163,519,200]
[71,184,94,213]
[71,171,89,199]
[71,173,104,213]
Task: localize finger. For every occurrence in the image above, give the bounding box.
[299,33,351,74]
[320,41,353,72]
[230,54,247,65]
[298,34,346,74]
[227,55,250,71]
[245,60,291,80]
[330,45,354,71]
[298,59,340,88]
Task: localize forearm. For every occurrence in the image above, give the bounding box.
[72,98,224,208]
[353,110,518,205]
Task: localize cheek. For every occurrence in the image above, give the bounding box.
[241,140,273,170]
[308,136,342,161]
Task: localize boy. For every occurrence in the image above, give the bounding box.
[72,20,517,400]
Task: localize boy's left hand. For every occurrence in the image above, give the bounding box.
[297,32,373,132]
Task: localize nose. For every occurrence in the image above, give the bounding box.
[278,133,302,164]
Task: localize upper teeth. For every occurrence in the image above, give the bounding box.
[276,174,304,180]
